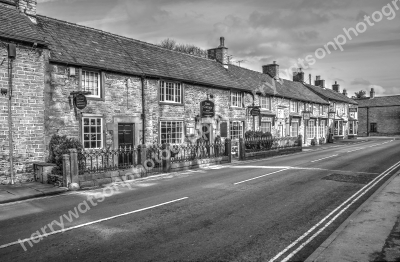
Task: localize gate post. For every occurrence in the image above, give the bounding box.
[225,138,232,163]
[69,149,79,186]
[239,138,245,161]
[62,154,71,187]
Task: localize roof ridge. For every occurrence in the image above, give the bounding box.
[36,14,215,62]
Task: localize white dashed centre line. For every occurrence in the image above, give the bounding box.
[310,155,338,163]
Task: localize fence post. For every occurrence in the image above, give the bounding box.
[163,143,171,173]
[225,138,232,163]
[69,149,79,188]
[139,144,147,165]
[62,154,71,188]
[239,138,245,161]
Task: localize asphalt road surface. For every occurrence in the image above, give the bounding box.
[1,138,399,262]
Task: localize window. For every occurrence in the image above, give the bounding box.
[291,122,299,137]
[307,120,315,138]
[160,121,184,144]
[290,101,298,113]
[260,122,271,133]
[319,120,326,137]
[260,96,271,110]
[82,70,101,98]
[349,121,357,135]
[231,91,244,107]
[83,117,103,149]
[230,121,244,139]
[160,81,182,103]
[370,123,377,133]
[334,120,344,136]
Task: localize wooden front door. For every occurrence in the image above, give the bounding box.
[118,124,134,166]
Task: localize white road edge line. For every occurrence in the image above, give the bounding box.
[310,155,338,163]
[234,169,289,185]
[0,197,189,249]
[269,160,400,262]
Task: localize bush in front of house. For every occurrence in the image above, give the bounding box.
[48,134,83,185]
[244,131,273,151]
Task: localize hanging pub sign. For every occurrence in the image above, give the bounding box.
[250,107,261,116]
[328,110,336,119]
[74,94,88,110]
[302,111,311,120]
[349,107,358,113]
[200,100,215,117]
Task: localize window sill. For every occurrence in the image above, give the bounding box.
[159,102,184,106]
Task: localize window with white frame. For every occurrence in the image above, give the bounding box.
[291,122,299,137]
[159,81,182,103]
[290,101,298,113]
[319,120,326,137]
[260,96,271,110]
[230,121,244,139]
[307,120,315,138]
[231,91,244,107]
[82,70,101,98]
[160,121,183,144]
[260,122,271,133]
[349,121,357,135]
[83,117,103,149]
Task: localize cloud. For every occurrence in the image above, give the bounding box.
[351,78,371,86]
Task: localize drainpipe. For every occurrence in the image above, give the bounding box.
[366,107,369,137]
[141,76,146,144]
[8,45,15,185]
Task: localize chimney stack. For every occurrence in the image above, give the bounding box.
[315,76,325,88]
[293,68,305,82]
[332,81,340,93]
[17,0,37,23]
[370,88,375,98]
[262,61,280,79]
[342,89,348,97]
[207,37,229,69]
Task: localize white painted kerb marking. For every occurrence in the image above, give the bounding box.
[0,197,189,249]
[310,155,338,163]
[234,169,289,185]
[269,160,400,262]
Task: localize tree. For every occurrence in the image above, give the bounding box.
[158,38,208,58]
[354,90,366,98]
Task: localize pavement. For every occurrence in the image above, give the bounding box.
[306,170,400,262]
[0,182,68,204]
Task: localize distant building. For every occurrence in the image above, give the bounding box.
[356,88,400,136]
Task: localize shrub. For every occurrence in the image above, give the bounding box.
[48,134,83,184]
[244,131,273,150]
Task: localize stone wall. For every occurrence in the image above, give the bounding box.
[358,106,400,136]
[0,41,47,183]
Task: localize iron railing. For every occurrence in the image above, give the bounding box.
[78,147,139,174]
[245,136,300,153]
[170,142,227,163]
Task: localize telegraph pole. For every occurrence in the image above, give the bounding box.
[8,44,16,185]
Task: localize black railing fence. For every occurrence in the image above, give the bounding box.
[170,142,227,163]
[244,136,300,153]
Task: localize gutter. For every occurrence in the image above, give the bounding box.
[141,76,146,144]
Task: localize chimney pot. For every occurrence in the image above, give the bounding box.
[293,69,304,83]
[208,37,229,68]
[342,89,348,97]
[220,37,225,47]
[332,81,340,93]
[315,76,325,88]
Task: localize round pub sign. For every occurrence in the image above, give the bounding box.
[74,94,88,110]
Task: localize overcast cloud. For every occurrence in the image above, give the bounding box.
[37,0,400,96]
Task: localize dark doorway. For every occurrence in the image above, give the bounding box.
[118,124,134,167]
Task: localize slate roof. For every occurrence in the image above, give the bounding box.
[304,84,358,105]
[35,15,328,104]
[0,0,16,6]
[0,5,46,45]
[356,95,400,107]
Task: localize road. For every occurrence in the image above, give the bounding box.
[1,138,399,262]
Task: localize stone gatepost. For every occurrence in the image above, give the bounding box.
[62,154,71,187]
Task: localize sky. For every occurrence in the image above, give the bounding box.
[37,0,400,97]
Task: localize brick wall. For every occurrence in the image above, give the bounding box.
[358,106,400,136]
[0,42,47,183]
